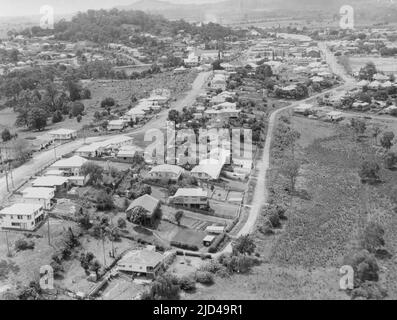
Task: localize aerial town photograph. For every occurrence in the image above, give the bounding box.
[0,0,397,307]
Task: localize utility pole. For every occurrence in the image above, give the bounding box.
[53,142,57,160]
[4,162,9,192]
[8,163,14,189]
[4,230,11,256]
[47,216,51,245]
[101,228,107,268]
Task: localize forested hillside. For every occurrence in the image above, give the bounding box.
[18,8,238,43]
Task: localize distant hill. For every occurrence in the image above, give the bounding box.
[118,0,397,24]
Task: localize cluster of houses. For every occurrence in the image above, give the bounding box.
[0,154,89,231]
[114,89,171,127]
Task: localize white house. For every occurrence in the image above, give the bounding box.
[75,142,104,158]
[117,247,165,279]
[147,164,184,181]
[48,129,77,141]
[50,155,87,176]
[107,119,127,131]
[22,187,55,210]
[32,176,69,191]
[169,188,209,209]
[325,111,344,122]
[0,203,45,231]
[116,145,143,160]
[191,161,223,180]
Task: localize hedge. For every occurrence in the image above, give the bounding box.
[208,233,227,253]
[171,241,199,252]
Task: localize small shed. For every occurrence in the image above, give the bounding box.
[203,235,216,247]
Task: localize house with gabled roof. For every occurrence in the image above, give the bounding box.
[117,247,165,279]
[168,188,209,209]
[147,164,184,181]
[0,203,45,231]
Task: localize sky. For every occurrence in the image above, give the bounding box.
[0,0,223,17]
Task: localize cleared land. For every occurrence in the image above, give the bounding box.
[187,113,397,300]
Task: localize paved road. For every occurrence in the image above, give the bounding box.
[220,84,358,254]
[0,71,211,203]
[318,42,356,87]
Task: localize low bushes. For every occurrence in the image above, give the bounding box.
[179,275,196,292]
[194,271,214,285]
[14,239,35,251]
[170,241,199,252]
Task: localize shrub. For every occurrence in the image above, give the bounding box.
[351,281,387,300]
[52,111,63,124]
[361,222,385,254]
[359,160,381,184]
[170,241,199,251]
[117,218,127,229]
[14,239,35,251]
[208,233,227,253]
[195,271,214,285]
[179,276,196,292]
[232,235,256,255]
[218,253,259,274]
[343,250,379,285]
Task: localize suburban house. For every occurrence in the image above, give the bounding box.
[101,135,134,153]
[117,247,165,279]
[76,136,134,157]
[107,119,127,131]
[184,52,200,67]
[32,176,69,191]
[48,129,77,141]
[325,111,344,122]
[50,155,87,176]
[75,142,104,158]
[191,160,223,181]
[210,73,227,91]
[116,145,144,160]
[0,203,45,231]
[168,188,209,209]
[22,187,55,210]
[147,164,184,181]
[126,194,161,224]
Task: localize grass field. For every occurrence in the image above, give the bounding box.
[186,113,397,300]
[346,56,397,75]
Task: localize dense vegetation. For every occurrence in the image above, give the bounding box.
[18,9,239,44]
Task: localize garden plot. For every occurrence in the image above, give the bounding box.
[171,228,207,249]
[209,200,239,219]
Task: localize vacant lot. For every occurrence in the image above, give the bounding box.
[172,228,206,249]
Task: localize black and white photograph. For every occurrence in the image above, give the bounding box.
[0,0,397,306]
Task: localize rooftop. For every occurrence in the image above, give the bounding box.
[172,188,208,198]
[126,194,160,215]
[32,176,69,187]
[48,128,77,135]
[149,164,183,176]
[0,203,43,216]
[118,249,164,268]
[51,155,87,168]
[22,187,55,199]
